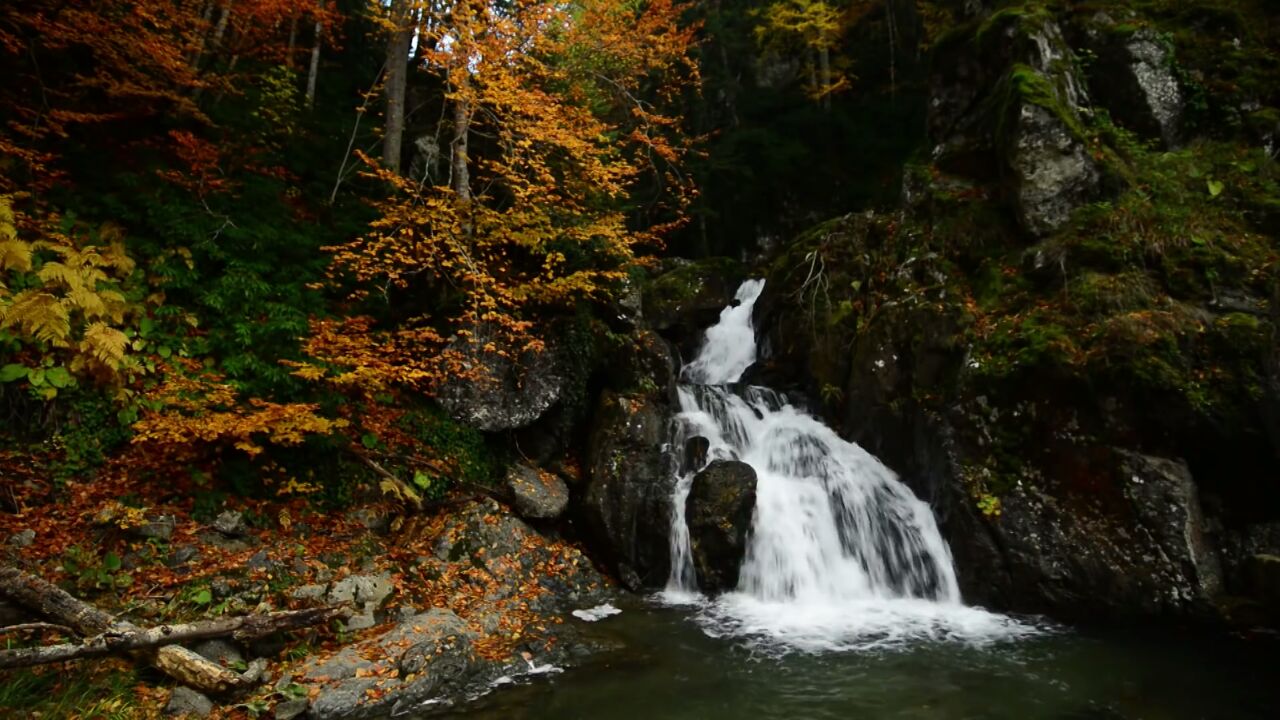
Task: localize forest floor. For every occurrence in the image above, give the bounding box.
[0,452,609,719]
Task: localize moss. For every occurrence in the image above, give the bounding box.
[975,3,1056,50]
[643,256,745,310]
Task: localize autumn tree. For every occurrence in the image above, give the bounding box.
[316,0,699,392]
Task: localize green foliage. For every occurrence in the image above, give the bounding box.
[396,404,497,499]
[0,666,140,719]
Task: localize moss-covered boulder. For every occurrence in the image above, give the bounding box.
[642,257,746,346]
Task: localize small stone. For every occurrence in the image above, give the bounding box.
[167,545,199,567]
[274,698,308,720]
[192,639,244,668]
[246,550,274,572]
[135,514,176,541]
[504,463,570,520]
[291,584,326,602]
[345,508,391,534]
[8,529,35,548]
[241,658,269,684]
[327,573,394,609]
[210,577,235,600]
[165,686,214,717]
[212,510,247,536]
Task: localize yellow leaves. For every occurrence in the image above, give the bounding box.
[80,322,129,369]
[0,290,71,345]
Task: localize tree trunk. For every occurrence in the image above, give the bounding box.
[818,46,832,110]
[0,605,349,670]
[287,17,299,67]
[382,0,416,173]
[305,5,323,108]
[450,84,472,201]
[0,567,247,695]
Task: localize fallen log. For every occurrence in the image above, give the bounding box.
[0,566,346,694]
[0,605,349,670]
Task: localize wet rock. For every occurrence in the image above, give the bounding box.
[582,391,675,590]
[436,335,566,432]
[685,460,758,594]
[683,436,710,475]
[213,510,247,536]
[1084,25,1184,147]
[165,687,213,718]
[504,463,569,520]
[986,450,1223,619]
[192,639,244,668]
[8,529,34,547]
[608,330,679,403]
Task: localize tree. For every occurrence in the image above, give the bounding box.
[315,0,700,390]
[755,0,852,106]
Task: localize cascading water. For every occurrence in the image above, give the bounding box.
[665,279,1033,652]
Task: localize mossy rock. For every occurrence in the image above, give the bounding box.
[641,256,746,334]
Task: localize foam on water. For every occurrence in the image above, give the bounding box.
[665,279,1039,651]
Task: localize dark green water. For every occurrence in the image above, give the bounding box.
[423,600,1280,720]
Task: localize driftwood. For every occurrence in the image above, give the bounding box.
[0,566,347,694]
[0,605,350,670]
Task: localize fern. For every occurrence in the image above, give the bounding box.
[80,322,128,370]
[0,290,72,345]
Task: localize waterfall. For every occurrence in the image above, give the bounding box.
[665,279,1033,652]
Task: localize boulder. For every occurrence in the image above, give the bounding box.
[435,336,565,432]
[582,391,676,589]
[685,460,758,594]
[1084,25,1184,147]
[504,463,570,519]
[327,573,394,611]
[301,610,478,720]
[642,257,746,339]
[927,10,1101,236]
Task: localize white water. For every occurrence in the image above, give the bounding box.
[664,279,1037,652]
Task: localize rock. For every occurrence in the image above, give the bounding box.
[192,639,244,668]
[328,573,394,610]
[504,463,569,520]
[642,257,746,337]
[1007,102,1101,236]
[344,612,377,631]
[275,698,309,720]
[926,10,1100,237]
[167,545,199,567]
[682,436,710,475]
[301,610,480,720]
[291,584,327,602]
[1117,451,1223,605]
[436,335,566,432]
[165,687,213,718]
[212,510,247,536]
[242,658,269,684]
[685,460,758,594]
[582,391,675,589]
[999,16,1099,236]
[345,508,390,534]
[8,529,34,547]
[1084,25,1184,147]
[609,330,679,402]
[134,514,176,541]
